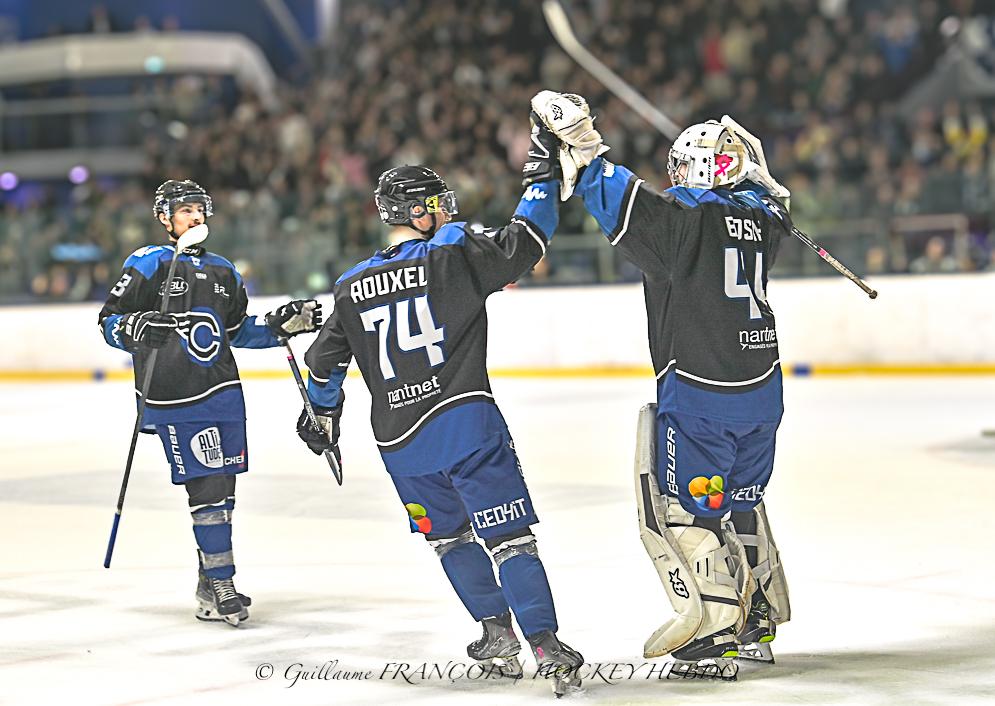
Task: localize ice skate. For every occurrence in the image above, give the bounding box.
[667,626,739,681]
[737,595,775,663]
[466,612,523,679]
[528,630,583,697]
[195,572,249,626]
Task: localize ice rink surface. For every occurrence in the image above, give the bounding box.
[2,374,995,706]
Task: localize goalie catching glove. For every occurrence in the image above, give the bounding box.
[265,299,322,339]
[296,405,342,467]
[531,90,610,200]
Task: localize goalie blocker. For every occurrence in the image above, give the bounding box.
[633,404,790,662]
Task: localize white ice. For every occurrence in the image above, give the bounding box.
[2,375,995,705]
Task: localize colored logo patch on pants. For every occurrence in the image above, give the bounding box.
[688,475,725,510]
[405,503,433,534]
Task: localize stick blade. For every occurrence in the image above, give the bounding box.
[176,223,210,250]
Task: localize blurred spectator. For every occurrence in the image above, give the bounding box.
[910,236,959,273]
[0,0,991,301]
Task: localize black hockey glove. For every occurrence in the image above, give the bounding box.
[266,299,323,339]
[121,311,178,349]
[522,111,562,187]
[297,406,342,465]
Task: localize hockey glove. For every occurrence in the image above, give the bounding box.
[522,112,562,188]
[122,311,178,349]
[297,406,342,465]
[531,90,610,200]
[266,299,322,339]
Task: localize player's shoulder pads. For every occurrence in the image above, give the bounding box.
[429,222,468,248]
[123,244,168,278]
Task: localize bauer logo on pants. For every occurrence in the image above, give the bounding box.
[191,426,224,469]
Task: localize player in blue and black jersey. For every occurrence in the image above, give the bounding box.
[297,114,583,694]
[532,90,793,680]
[98,180,321,626]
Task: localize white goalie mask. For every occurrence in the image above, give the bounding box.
[667,120,755,190]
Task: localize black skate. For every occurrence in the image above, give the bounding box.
[737,596,775,663]
[467,612,523,679]
[196,572,249,627]
[528,630,584,697]
[668,626,739,681]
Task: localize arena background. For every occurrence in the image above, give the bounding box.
[2,2,995,705]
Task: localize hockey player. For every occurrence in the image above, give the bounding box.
[98,179,322,626]
[531,91,791,680]
[296,115,584,695]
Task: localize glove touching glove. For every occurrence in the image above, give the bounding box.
[530,90,610,200]
[522,112,562,188]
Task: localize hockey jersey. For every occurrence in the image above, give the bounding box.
[304,180,558,476]
[98,243,280,426]
[575,157,791,423]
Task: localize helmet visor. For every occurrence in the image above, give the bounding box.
[424,190,458,217]
[167,194,214,219]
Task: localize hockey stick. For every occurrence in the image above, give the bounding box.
[789,226,877,298]
[541,0,878,300]
[282,338,343,485]
[542,0,682,140]
[103,224,210,568]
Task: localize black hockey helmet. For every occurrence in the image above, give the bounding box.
[153,179,213,221]
[374,165,458,227]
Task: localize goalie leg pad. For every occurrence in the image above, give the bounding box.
[731,502,791,624]
[634,404,747,658]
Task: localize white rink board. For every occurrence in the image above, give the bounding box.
[4,272,995,373]
[1,375,995,705]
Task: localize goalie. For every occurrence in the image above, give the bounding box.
[531,91,792,680]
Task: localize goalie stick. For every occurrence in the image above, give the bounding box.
[541,0,878,300]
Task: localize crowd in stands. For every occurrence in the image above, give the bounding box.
[1,0,992,302]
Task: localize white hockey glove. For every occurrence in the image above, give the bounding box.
[531,90,610,200]
[265,299,322,339]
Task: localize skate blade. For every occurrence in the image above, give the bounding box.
[736,641,774,664]
[667,656,738,682]
[475,655,523,679]
[552,674,582,698]
[195,599,248,626]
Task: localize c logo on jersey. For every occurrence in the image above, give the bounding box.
[175,307,223,366]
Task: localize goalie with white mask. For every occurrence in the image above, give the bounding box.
[532,91,793,680]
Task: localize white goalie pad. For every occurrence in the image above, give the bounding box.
[633,404,747,658]
[721,523,757,622]
[737,501,792,624]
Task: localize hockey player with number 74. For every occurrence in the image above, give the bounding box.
[296,116,584,696]
[98,180,322,627]
[531,90,793,681]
